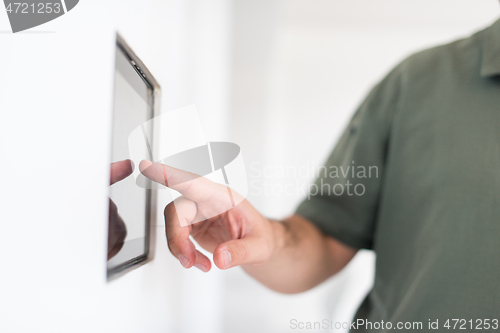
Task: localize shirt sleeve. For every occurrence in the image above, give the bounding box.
[295,65,403,250]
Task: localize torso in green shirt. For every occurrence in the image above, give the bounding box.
[296,18,500,332]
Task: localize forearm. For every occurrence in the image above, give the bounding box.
[242,214,357,294]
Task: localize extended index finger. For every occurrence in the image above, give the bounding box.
[139,160,225,202]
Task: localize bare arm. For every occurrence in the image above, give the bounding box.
[243,215,357,293]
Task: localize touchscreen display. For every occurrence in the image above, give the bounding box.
[107,43,154,275]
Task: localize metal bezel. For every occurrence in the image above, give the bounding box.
[107,33,161,281]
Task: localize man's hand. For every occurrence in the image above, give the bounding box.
[140,160,357,293]
[139,160,276,272]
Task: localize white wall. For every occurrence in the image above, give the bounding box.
[226,1,499,332]
[0,1,231,332]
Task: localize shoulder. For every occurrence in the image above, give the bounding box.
[394,29,484,84]
[352,29,486,127]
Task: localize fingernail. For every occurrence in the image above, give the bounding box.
[195,264,208,272]
[178,255,190,268]
[222,250,232,269]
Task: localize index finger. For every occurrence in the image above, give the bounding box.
[139,160,225,202]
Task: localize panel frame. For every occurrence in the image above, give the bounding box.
[106,33,161,281]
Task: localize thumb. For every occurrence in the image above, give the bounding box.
[213,237,271,269]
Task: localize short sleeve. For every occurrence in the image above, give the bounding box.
[295,65,403,250]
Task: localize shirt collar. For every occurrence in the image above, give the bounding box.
[481,18,500,78]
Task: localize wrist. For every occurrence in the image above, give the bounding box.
[241,219,286,270]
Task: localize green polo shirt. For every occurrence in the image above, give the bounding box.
[296,18,500,332]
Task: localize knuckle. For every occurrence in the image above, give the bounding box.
[167,239,180,255]
[232,242,249,263]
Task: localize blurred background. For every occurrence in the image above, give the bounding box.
[1,0,498,332]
